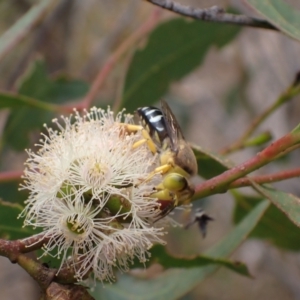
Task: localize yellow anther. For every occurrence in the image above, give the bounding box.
[141,129,157,154]
[122,124,143,133]
[118,123,157,154]
[132,139,148,149]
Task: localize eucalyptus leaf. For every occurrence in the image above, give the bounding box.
[122,19,240,112]
[0,92,58,110]
[92,200,269,300]
[146,244,250,276]
[246,0,300,41]
[252,183,300,228]
[0,0,58,62]
[233,190,300,250]
[0,199,34,240]
[192,144,232,179]
[3,60,89,150]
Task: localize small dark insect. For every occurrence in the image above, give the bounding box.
[185,208,213,238]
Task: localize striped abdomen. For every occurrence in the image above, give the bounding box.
[136,106,168,146]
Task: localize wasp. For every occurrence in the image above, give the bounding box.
[185,208,213,237]
[134,100,198,217]
[118,101,211,233]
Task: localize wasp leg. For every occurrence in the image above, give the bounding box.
[144,164,173,184]
[150,188,176,222]
[149,163,191,179]
[153,164,172,174]
[151,190,174,216]
[153,173,194,205]
[150,188,173,200]
[149,175,194,222]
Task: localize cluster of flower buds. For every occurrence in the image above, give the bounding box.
[19,107,166,283]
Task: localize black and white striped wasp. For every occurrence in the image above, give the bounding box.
[121,100,212,234]
[134,101,195,214]
[136,101,212,235]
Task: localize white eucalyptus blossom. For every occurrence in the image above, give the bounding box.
[19,107,167,283]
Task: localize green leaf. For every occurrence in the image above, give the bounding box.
[192,144,232,179]
[0,92,59,110]
[252,183,300,228]
[233,191,300,251]
[0,59,80,111]
[291,122,300,133]
[0,181,25,205]
[246,0,300,41]
[0,199,34,240]
[0,181,34,240]
[17,60,89,102]
[0,0,57,62]
[122,19,240,112]
[146,244,250,277]
[91,200,269,300]
[3,60,89,150]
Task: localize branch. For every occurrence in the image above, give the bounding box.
[0,0,59,63]
[0,233,80,288]
[0,170,23,182]
[72,8,162,111]
[0,233,48,260]
[145,0,277,30]
[194,131,300,199]
[229,167,300,189]
[17,254,56,289]
[221,74,300,154]
[7,0,74,90]
[44,282,95,300]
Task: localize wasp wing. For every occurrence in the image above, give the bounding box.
[160,100,185,152]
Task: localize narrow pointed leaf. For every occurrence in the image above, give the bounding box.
[246,0,300,41]
[0,200,34,240]
[122,19,240,112]
[0,92,59,110]
[252,183,300,228]
[92,200,269,300]
[147,244,250,276]
[192,144,233,179]
[0,0,58,62]
[233,191,300,251]
[3,60,89,150]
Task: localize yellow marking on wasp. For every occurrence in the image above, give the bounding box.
[150,189,173,200]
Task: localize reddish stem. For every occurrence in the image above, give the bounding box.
[69,8,162,111]
[194,132,300,199]
[0,170,23,182]
[0,233,78,287]
[0,233,48,260]
[229,167,300,188]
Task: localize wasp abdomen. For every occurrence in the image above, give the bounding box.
[136,106,168,145]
